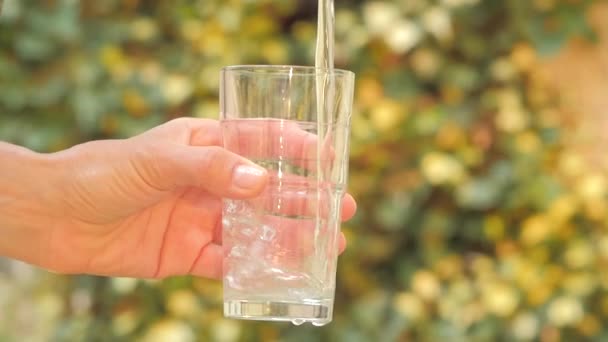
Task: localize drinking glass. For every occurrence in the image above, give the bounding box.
[220,65,354,326]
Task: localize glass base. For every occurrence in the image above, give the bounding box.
[224,299,332,326]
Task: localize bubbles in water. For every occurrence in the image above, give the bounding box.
[241,227,254,237]
[292,319,305,326]
[260,225,276,241]
[225,199,252,216]
[225,201,238,214]
[230,246,246,257]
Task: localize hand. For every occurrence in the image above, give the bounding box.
[2,118,356,279]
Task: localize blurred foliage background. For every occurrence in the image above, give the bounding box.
[1,0,608,341]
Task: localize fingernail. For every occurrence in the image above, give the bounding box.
[232,164,267,191]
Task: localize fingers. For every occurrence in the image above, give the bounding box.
[166,118,321,163]
[210,191,356,246]
[144,118,355,280]
[341,193,357,221]
[175,117,357,221]
[142,144,269,199]
[246,172,356,220]
[145,118,345,202]
[158,118,318,159]
[151,189,222,279]
[339,233,347,254]
[221,119,336,172]
[145,118,223,146]
[222,119,316,159]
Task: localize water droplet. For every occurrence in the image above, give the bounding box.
[292,319,305,326]
[226,201,238,213]
[260,225,276,241]
[312,321,328,327]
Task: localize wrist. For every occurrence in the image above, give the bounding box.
[0,143,56,267]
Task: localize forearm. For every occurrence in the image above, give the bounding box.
[0,142,54,266]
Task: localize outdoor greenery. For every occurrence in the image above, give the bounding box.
[1,0,607,341]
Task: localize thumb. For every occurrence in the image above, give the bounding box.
[140,144,268,198]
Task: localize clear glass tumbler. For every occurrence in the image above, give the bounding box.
[220,65,355,326]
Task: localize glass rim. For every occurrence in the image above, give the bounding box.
[222,65,354,78]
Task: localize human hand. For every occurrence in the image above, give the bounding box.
[0,118,356,279]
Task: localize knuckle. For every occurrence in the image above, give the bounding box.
[202,146,227,165]
[168,117,215,130]
[162,117,192,135]
[167,117,191,127]
[200,146,236,183]
[130,143,169,191]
